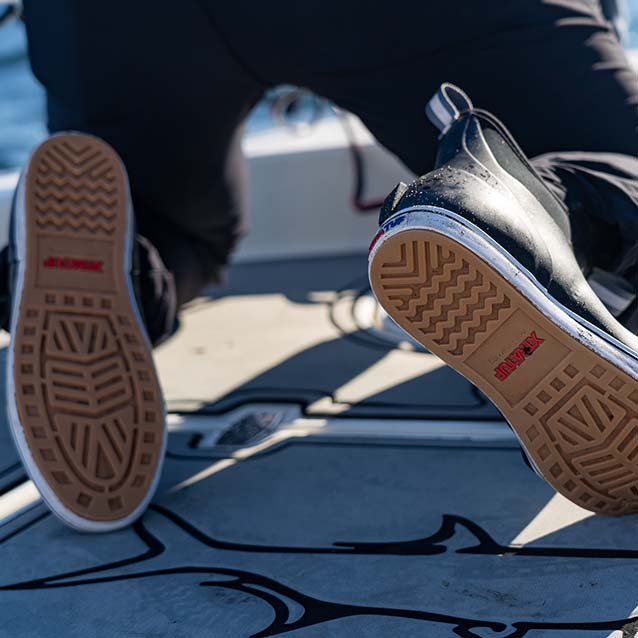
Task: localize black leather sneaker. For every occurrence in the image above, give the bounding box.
[7,133,166,531]
[369,83,638,515]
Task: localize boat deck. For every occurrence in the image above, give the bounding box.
[0,253,637,638]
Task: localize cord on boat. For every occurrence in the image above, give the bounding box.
[269,87,384,214]
[334,108,386,213]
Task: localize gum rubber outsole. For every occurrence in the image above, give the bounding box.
[10,134,165,526]
[370,227,638,515]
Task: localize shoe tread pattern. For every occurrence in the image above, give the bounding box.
[33,138,118,237]
[377,239,512,356]
[12,135,164,523]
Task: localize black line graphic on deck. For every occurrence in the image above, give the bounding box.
[1,506,636,637]
[153,505,638,559]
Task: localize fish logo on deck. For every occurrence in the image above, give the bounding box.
[3,502,638,638]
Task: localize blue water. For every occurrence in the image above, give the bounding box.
[1,9,637,171]
[0,18,285,171]
[0,20,46,170]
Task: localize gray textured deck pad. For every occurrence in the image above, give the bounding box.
[1,437,636,638]
[156,256,500,420]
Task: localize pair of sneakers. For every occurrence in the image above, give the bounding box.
[7,84,638,532]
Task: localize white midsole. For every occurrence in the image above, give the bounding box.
[5,133,167,533]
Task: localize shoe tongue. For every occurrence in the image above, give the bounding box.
[588,267,637,317]
[425,83,474,135]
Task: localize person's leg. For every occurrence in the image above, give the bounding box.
[209,0,638,513]
[22,0,264,343]
[365,83,638,513]
[533,151,638,324]
[7,0,263,530]
[211,0,637,271]
[211,0,635,166]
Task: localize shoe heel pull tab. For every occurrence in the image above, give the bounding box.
[425,83,474,136]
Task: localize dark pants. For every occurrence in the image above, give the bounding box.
[22,0,638,343]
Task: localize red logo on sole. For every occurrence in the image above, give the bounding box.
[494,331,545,382]
[43,256,104,273]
